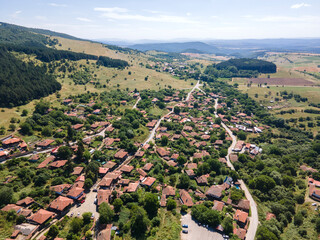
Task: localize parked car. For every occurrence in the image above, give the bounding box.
[77,212,80,217]
[81,199,85,204]
[312,203,317,206]
[182,224,188,228]
[70,212,74,217]
[93,188,98,192]
[182,230,188,234]
[91,213,95,219]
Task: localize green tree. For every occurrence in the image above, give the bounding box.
[0,186,14,207]
[82,212,92,225]
[84,178,93,189]
[21,109,28,116]
[130,206,150,237]
[161,135,168,146]
[167,199,177,210]
[47,225,59,239]
[70,217,83,233]
[57,146,73,160]
[222,217,233,235]
[237,131,246,141]
[99,202,114,224]
[256,226,278,240]
[19,122,32,135]
[177,155,187,165]
[144,192,159,218]
[113,198,123,213]
[250,175,276,192]
[177,174,190,189]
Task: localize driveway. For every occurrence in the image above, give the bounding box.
[180,213,223,240]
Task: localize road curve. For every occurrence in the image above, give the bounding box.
[214,98,258,240]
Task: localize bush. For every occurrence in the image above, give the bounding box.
[167,199,177,211]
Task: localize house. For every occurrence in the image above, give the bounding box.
[146,120,158,129]
[125,182,140,193]
[156,148,170,158]
[136,168,147,177]
[120,165,134,173]
[237,199,250,212]
[179,189,193,207]
[266,212,276,221]
[104,161,117,169]
[2,137,22,147]
[27,209,56,226]
[72,167,84,175]
[160,194,167,207]
[309,184,320,201]
[187,163,197,170]
[196,175,209,185]
[141,177,156,187]
[36,139,55,149]
[99,177,113,189]
[114,149,128,161]
[234,209,249,227]
[99,167,109,176]
[135,150,145,158]
[93,109,101,115]
[37,156,55,169]
[48,196,74,213]
[0,150,9,160]
[185,169,195,178]
[162,186,175,197]
[1,204,22,213]
[206,184,229,200]
[142,163,153,172]
[72,124,84,131]
[97,189,111,205]
[67,187,84,200]
[49,160,68,168]
[50,184,71,195]
[63,99,72,105]
[212,200,225,211]
[229,154,238,162]
[234,141,244,152]
[16,197,35,207]
[29,154,40,162]
[97,224,112,240]
[233,227,247,240]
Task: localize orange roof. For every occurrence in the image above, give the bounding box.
[16,197,34,206]
[234,209,248,224]
[2,138,21,145]
[114,149,128,159]
[37,156,55,169]
[49,196,73,211]
[99,167,109,174]
[67,187,84,198]
[141,177,156,187]
[72,167,84,175]
[1,204,21,212]
[212,200,224,211]
[28,209,55,225]
[36,139,55,147]
[97,189,111,205]
[233,227,246,240]
[49,160,68,168]
[99,177,113,187]
[97,224,112,240]
[179,189,193,207]
[125,182,139,193]
[142,163,153,171]
[162,186,175,197]
[120,165,134,173]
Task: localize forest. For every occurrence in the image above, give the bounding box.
[0,47,61,107]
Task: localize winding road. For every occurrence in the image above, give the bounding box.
[214,98,258,240]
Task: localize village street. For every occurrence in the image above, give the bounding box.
[214,98,258,240]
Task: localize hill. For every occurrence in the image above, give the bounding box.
[216,58,277,73]
[129,41,219,54]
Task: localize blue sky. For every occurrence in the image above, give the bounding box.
[1,0,320,41]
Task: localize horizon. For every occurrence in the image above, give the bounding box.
[1,0,320,41]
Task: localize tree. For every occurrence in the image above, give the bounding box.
[144,192,159,218]
[222,217,233,235]
[19,122,32,135]
[113,198,123,213]
[84,178,93,189]
[42,126,52,137]
[21,109,28,116]
[177,155,187,165]
[230,188,244,204]
[177,174,190,189]
[174,106,180,115]
[130,206,150,237]
[315,217,320,232]
[0,186,14,207]
[99,202,114,224]
[167,199,177,210]
[250,175,276,192]
[181,205,188,213]
[256,226,278,240]
[83,150,91,162]
[169,175,177,186]
[82,212,92,225]
[161,135,168,146]
[57,146,73,160]
[70,217,83,233]
[76,140,85,161]
[9,124,16,131]
[47,225,59,239]
[294,213,303,226]
[237,131,246,141]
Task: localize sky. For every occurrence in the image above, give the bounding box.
[1,0,320,41]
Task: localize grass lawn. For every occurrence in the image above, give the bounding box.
[0,213,14,240]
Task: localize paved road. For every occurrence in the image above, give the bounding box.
[181,213,223,240]
[214,98,258,240]
[186,80,200,101]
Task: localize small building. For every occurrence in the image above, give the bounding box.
[27,209,56,226]
[179,189,193,207]
[48,196,74,213]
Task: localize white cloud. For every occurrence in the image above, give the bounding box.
[49,3,67,7]
[11,10,22,18]
[94,7,198,24]
[186,12,191,16]
[94,7,128,13]
[255,15,319,22]
[76,17,92,22]
[291,3,311,9]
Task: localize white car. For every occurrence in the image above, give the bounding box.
[312,203,317,206]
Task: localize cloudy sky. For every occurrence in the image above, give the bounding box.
[1,0,320,41]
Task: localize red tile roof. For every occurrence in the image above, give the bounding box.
[27,209,55,225]
[179,189,193,207]
[234,209,248,224]
[49,196,73,211]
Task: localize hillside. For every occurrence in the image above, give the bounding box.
[129,41,219,54]
[0,47,61,107]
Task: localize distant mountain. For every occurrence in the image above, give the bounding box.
[129,41,219,54]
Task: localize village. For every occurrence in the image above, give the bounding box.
[0,81,269,240]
